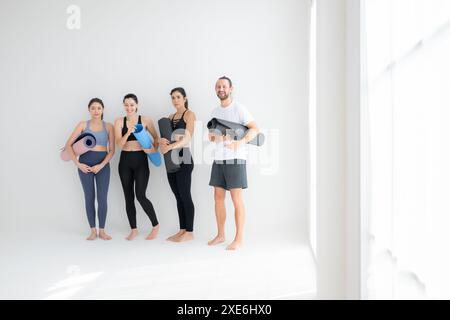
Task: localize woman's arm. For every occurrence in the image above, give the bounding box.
[114,117,134,148]
[64,121,90,173]
[140,116,159,154]
[100,123,115,166]
[160,111,196,154]
[145,117,160,148]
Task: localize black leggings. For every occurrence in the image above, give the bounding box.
[167,162,195,232]
[119,151,158,229]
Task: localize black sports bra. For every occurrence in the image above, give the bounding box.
[171,110,188,130]
[122,115,142,141]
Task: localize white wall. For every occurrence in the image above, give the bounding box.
[0,0,310,244]
[345,0,362,300]
[316,0,363,299]
[316,0,346,299]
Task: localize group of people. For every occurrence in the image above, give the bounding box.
[65,76,259,250]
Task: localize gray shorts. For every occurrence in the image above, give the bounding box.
[209,159,247,190]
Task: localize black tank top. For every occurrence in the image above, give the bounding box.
[170,110,191,160]
[122,115,142,141]
[171,110,188,130]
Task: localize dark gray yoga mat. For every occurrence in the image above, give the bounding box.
[158,117,181,173]
[207,118,265,146]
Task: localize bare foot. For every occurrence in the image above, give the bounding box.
[226,240,242,251]
[208,235,225,246]
[126,229,138,241]
[167,230,186,242]
[145,225,160,240]
[175,232,194,242]
[86,229,97,241]
[99,230,112,241]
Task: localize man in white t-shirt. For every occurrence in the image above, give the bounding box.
[207,76,260,250]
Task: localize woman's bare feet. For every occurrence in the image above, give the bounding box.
[167,230,186,242]
[126,229,139,241]
[175,231,194,242]
[86,229,97,241]
[226,239,243,251]
[208,235,225,246]
[98,229,112,240]
[145,224,160,240]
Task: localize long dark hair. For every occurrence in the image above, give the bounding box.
[88,98,104,120]
[170,87,189,109]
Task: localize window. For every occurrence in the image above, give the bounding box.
[363,0,450,299]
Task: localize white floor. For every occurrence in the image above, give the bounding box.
[0,228,316,300]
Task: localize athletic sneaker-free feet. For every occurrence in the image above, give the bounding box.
[167,230,186,242]
[126,229,139,241]
[99,230,112,240]
[175,232,194,242]
[86,230,97,241]
[145,225,160,240]
[226,240,243,251]
[208,235,225,246]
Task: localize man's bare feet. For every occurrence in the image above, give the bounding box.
[99,229,112,240]
[86,229,97,241]
[126,229,139,241]
[208,235,225,246]
[167,230,186,242]
[145,224,160,240]
[175,232,194,242]
[226,240,242,251]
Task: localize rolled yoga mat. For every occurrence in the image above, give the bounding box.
[60,132,97,161]
[207,118,265,146]
[158,117,181,173]
[133,124,162,167]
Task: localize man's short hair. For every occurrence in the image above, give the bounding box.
[218,76,233,87]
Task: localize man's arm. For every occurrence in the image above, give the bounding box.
[225,121,259,150]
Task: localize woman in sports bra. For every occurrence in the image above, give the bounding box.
[114,93,160,241]
[64,98,115,240]
[160,87,196,242]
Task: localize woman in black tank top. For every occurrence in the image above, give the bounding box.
[121,114,142,141]
[160,87,197,243]
[114,93,160,241]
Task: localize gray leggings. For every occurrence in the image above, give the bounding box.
[78,151,110,229]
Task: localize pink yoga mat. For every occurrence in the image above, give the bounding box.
[60,133,97,161]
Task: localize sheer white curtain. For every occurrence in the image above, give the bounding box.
[363,0,450,299]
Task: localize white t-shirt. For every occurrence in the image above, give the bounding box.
[211,101,254,161]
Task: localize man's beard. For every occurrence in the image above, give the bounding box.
[217,93,230,101]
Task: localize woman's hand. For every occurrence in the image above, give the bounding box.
[126,120,137,135]
[159,138,171,146]
[77,163,91,174]
[160,143,173,155]
[159,138,172,155]
[90,164,104,174]
[143,146,158,154]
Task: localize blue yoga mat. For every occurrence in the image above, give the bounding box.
[133,124,162,167]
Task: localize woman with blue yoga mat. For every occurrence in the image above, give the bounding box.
[114,93,160,241]
[64,98,115,241]
[159,87,196,242]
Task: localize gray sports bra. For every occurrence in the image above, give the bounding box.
[83,120,108,147]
